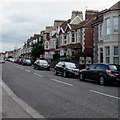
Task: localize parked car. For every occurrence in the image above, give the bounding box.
[0,58,5,63]
[55,61,79,77]
[9,58,16,63]
[79,63,120,85]
[15,59,21,64]
[34,60,50,70]
[22,59,32,66]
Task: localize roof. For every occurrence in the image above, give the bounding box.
[92,9,108,25]
[60,19,71,32]
[109,1,120,10]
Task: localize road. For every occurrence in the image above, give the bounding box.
[2,61,120,118]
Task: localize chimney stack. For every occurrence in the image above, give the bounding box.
[71,11,83,21]
[85,10,98,20]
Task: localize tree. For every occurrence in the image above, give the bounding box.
[31,41,44,63]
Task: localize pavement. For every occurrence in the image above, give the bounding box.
[2,86,33,119]
[0,63,40,119]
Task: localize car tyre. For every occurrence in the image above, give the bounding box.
[99,76,106,85]
[47,68,50,71]
[55,69,58,75]
[63,71,67,77]
[79,73,85,81]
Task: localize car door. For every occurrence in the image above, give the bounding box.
[59,62,65,74]
[55,62,61,73]
[92,64,103,80]
[85,64,96,79]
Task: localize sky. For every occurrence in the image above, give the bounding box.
[0,0,119,52]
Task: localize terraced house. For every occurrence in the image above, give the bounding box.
[2,1,119,66]
[93,1,120,64]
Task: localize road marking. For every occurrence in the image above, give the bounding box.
[90,90,120,100]
[33,73,44,77]
[51,79,73,87]
[0,80,44,118]
[20,67,24,70]
[25,69,30,73]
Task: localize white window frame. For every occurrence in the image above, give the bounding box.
[113,16,119,33]
[98,23,103,39]
[71,31,75,43]
[105,46,110,63]
[113,46,119,64]
[105,18,110,35]
[64,34,67,45]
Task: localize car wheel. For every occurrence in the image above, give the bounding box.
[34,66,36,69]
[63,71,67,77]
[99,76,106,85]
[47,68,50,71]
[79,73,85,81]
[55,69,58,75]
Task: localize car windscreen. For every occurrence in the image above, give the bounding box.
[0,58,4,60]
[40,60,48,64]
[65,62,76,68]
[109,65,117,71]
[26,60,31,63]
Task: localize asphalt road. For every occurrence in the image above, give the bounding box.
[2,61,120,118]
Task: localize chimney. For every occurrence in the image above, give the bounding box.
[71,11,83,21]
[85,10,98,20]
[54,20,66,29]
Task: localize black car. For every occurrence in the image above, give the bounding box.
[34,60,50,70]
[79,63,120,85]
[55,61,79,77]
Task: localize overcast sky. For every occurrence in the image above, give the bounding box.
[0,0,119,52]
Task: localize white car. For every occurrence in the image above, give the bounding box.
[0,58,5,63]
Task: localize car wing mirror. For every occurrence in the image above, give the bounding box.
[86,67,90,70]
[62,65,65,67]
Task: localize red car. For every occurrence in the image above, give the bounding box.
[15,59,20,63]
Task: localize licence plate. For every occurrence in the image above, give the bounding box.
[75,72,79,75]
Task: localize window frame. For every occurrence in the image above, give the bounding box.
[105,18,110,35]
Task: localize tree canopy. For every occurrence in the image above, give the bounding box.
[31,41,44,62]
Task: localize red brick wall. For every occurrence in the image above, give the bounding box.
[84,28,93,56]
[84,28,93,47]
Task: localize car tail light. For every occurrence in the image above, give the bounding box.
[106,70,112,74]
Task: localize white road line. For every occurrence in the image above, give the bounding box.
[20,67,24,70]
[90,90,120,100]
[51,79,73,87]
[25,69,30,73]
[0,80,44,118]
[33,73,44,77]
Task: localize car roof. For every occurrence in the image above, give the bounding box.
[94,63,109,66]
[59,61,75,64]
[36,60,47,62]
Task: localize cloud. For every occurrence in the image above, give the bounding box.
[1,0,119,52]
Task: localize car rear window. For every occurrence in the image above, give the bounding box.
[109,65,117,71]
[115,65,120,71]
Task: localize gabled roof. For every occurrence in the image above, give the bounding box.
[70,15,83,24]
[109,1,120,10]
[59,19,71,33]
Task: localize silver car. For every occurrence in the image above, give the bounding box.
[0,58,5,63]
